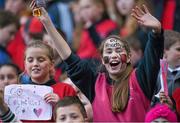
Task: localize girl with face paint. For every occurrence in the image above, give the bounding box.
[32,2,164,122]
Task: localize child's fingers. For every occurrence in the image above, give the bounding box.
[132,9,142,18]
[135,6,145,16]
[30,1,36,10]
[142,4,150,14]
[44,93,51,99]
[161,98,168,104]
[45,97,58,104]
[131,13,141,21]
[44,93,59,103]
[159,91,166,97]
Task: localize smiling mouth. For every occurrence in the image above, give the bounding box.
[110,61,120,67]
[32,68,40,72]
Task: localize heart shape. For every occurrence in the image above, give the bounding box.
[33,108,42,117]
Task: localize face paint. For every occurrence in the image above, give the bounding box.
[103,38,128,64]
[105,43,123,48]
[105,39,125,50]
[103,56,109,64]
[120,54,127,63]
[103,54,127,64]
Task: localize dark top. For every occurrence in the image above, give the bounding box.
[65,31,164,102]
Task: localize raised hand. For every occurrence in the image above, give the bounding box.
[131,5,161,33]
[30,0,50,23]
[159,91,173,109]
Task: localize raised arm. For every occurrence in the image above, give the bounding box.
[30,0,71,60]
[131,5,164,99]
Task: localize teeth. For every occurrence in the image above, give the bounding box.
[32,69,40,72]
[111,61,118,64]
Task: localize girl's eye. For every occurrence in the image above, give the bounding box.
[0,75,4,80]
[27,58,33,63]
[7,74,15,80]
[105,49,112,54]
[106,51,112,54]
[116,49,122,53]
[71,114,79,119]
[59,116,66,121]
[38,57,45,62]
[176,47,180,51]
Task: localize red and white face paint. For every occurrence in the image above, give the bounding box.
[102,38,129,75]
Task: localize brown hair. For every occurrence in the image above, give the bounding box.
[0,10,19,29]
[53,96,87,120]
[164,30,180,50]
[92,0,106,9]
[24,40,55,62]
[126,35,142,51]
[99,35,133,112]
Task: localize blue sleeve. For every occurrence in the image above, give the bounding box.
[47,4,60,28]
[64,53,97,102]
[0,49,12,65]
[136,30,164,100]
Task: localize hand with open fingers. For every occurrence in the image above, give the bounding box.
[44,93,60,106]
[0,89,9,116]
[30,0,50,23]
[131,4,161,33]
[159,91,173,109]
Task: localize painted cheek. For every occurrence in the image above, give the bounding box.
[103,56,109,64]
[120,54,127,63]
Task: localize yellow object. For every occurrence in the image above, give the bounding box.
[33,8,41,17]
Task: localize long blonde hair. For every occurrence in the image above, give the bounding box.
[99,35,133,112]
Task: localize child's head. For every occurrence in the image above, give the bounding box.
[126,35,143,67]
[54,96,87,123]
[99,35,132,112]
[79,0,106,24]
[0,63,21,89]
[164,30,180,69]
[115,0,135,16]
[145,104,177,122]
[5,0,29,15]
[99,35,131,76]
[0,10,19,46]
[63,79,93,122]
[114,0,147,16]
[24,41,55,84]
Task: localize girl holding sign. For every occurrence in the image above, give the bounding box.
[31,0,164,121]
[0,41,76,122]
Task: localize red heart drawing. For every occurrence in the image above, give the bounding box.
[33,108,42,117]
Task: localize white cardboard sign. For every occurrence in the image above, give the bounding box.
[4,84,53,120]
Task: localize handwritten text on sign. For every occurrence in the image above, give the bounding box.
[4,84,53,120]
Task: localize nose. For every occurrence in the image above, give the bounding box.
[2,77,9,86]
[66,118,72,123]
[32,60,39,66]
[111,51,118,59]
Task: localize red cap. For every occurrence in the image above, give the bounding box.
[29,17,43,34]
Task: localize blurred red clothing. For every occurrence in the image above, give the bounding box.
[7,30,26,71]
